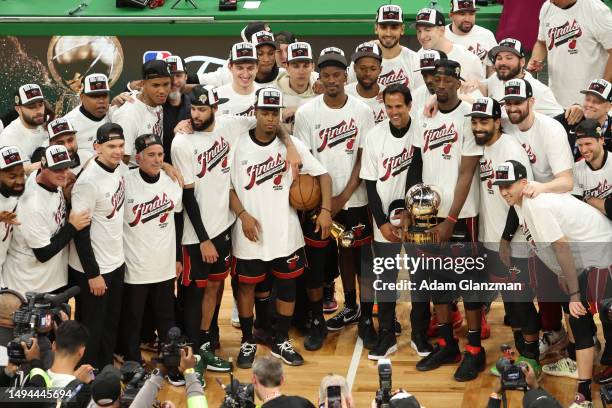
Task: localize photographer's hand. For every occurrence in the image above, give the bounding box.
[22,337,40,361]
[179,346,196,374]
[521,364,539,390]
[75,364,94,384]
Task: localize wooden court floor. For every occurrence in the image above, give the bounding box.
[151,283,607,408]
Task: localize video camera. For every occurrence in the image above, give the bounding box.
[375,359,392,408]
[496,345,527,391]
[218,358,255,408]
[6,286,79,364]
[120,361,147,408]
[152,327,189,369]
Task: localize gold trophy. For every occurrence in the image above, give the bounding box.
[310,212,354,248]
[404,183,441,244]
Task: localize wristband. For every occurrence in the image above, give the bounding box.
[446,215,458,223]
[320,207,331,213]
[184,368,195,375]
[569,290,580,297]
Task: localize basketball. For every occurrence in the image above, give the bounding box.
[289,174,321,211]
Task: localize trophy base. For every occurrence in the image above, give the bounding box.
[406,226,438,244]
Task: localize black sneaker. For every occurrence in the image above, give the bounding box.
[304,316,328,351]
[394,317,402,336]
[236,341,257,369]
[358,318,378,350]
[271,339,304,366]
[326,305,360,331]
[410,333,433,357]
[416,341,461,372]
[368,330,397,360]
[454,346,486,382]
[166,371,185,386]
[323,283,338,313]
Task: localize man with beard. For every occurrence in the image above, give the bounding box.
[475,39,566,118]
[64,74,112,155]
[500,78,576,378]
[216,43,260,117]
[0,146,26,279]
[468,98,542,378]
[444,0,497,76]
[556,79,612,160]
[114,60,171,166]
[414,8,484,81]
[0,84,48,163]
[345,42,387,124]
[3,145,91,295]
[348,5,423,91]
[527,0,612,109]
[161,55,191,165]
[294,49,375,350]
[413,59,484,382]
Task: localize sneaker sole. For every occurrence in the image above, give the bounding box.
[323,305,339,313]
[416,354,462,372]
[454,363,486,382]
[368,344,398,361]
[542,368,578,379]
[206,365,231,372]
[231,320,241,328]
[327,320,360,331]
[410,341,432,357]
[270,351,304,366]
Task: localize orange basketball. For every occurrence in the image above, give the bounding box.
[289,174,321,211]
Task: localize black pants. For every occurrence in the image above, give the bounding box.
[179,281,205,347]
[118,278,176,362]
[368,241,400,332]
[70,265,124,369]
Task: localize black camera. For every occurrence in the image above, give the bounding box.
[375,359,392,408]
[218,375,255,408]
[496,345,527,391]
[120,361,147,408]
[6,286,79,364]
[152,327,189,369]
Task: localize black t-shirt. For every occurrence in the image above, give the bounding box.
[262,395,316,408]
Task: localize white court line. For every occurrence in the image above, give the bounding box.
[346,337,363,391]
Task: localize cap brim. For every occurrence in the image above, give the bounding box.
[410,21,438,28]
[492,179,520,186]
[352,52,382,63]
[489,45,522,59]
[414,66,435,72]
[20,96,45,105]
[255,41,277,49]
[216,97,230,105]
[231,57,258,63]
[288,56,313,63]
[0,159,26,170]
[84,89,110,95]
[451,7,479,12]
[500,95,528,102]
[317,55,348,69]
[376,20,403,25]
[464,112,495,118]
[47,160,75,170]
[580,89,608,100]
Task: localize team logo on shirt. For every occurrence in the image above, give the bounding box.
[378,69,409,87]
[583,179,611,200]
[547,20,582,52]
[2,222,13,242]
[53,194,67,229]
[197,137,230,178]
[479,158,495,194]
[128,193,175,227]
[374,108,387,124]
[317,119,358,153]
[380,147,414,182]
[235,105,255,117]
[520,222,536,251]
[149,111,164,137]
[423,123,458,155]
[352,223,366,238]
[521,143,537,164]
[107,177,126,219]
[468,43,488,61]
[245,153,287,190]
[286,253,300,270]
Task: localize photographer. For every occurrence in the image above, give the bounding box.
[318,374,354,408]
[486,363,562,408]
[252,357,314,408]
[130,346,206,408]
[370,390,423,408]
[0,335,41,387]
[88,364,122,408]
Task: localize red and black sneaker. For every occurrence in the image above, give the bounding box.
[454,345,486,382]
[416,338,461,372]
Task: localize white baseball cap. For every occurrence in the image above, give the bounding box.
[230,42,258,63]
[255,87,284,109]
[376,5,403,24]
[41,145,74,170]
[0,146,26,170]
[82,74,110,95]
[47,117,77,140]
[287,42,313,62]
[15,84,44,106]
[164,55,186,73]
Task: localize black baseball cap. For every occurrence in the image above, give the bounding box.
[522,389,563,408]
[411,8,445,27]
[317,47,348,70]
[240,21,269,42]
[493,160,528,186]
[189,85,228,107]
[91,365,122,407]
[575,119,604,139]
[352,42,383,63]
[96,122,125,145]
[433,59,463,81]
[501,79,533,102]
[142,59,172,80]
[465,97,502,119]
[135,133,163,154]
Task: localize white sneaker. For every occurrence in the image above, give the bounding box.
[542,357,578,379]
[568,393,593,408]
[231,299,240,328]
[539,327,568,359]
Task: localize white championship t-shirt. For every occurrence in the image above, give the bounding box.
[216,83,259,117]
[0,195,18,278]
[445,24,498,67]
[505,113,574,183]
[294,95,374,209]
[418,101,483,218]
[64,105,111,154]
[345,83,388,124]
[538,0,612,107]
[573,152,612,200]
[360,118,421,243]
[479,133,533,255]
[0,120,48,162]
[486,72,564,117]
[418,43,485,80]
[348,47,424,91]
[123,169,182,284]
[3,180,68,294]
[69,160,127,274]
[113,97,163,166]
[171,115,255,244]
[516,192,612,275]
[231,135,327,261]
